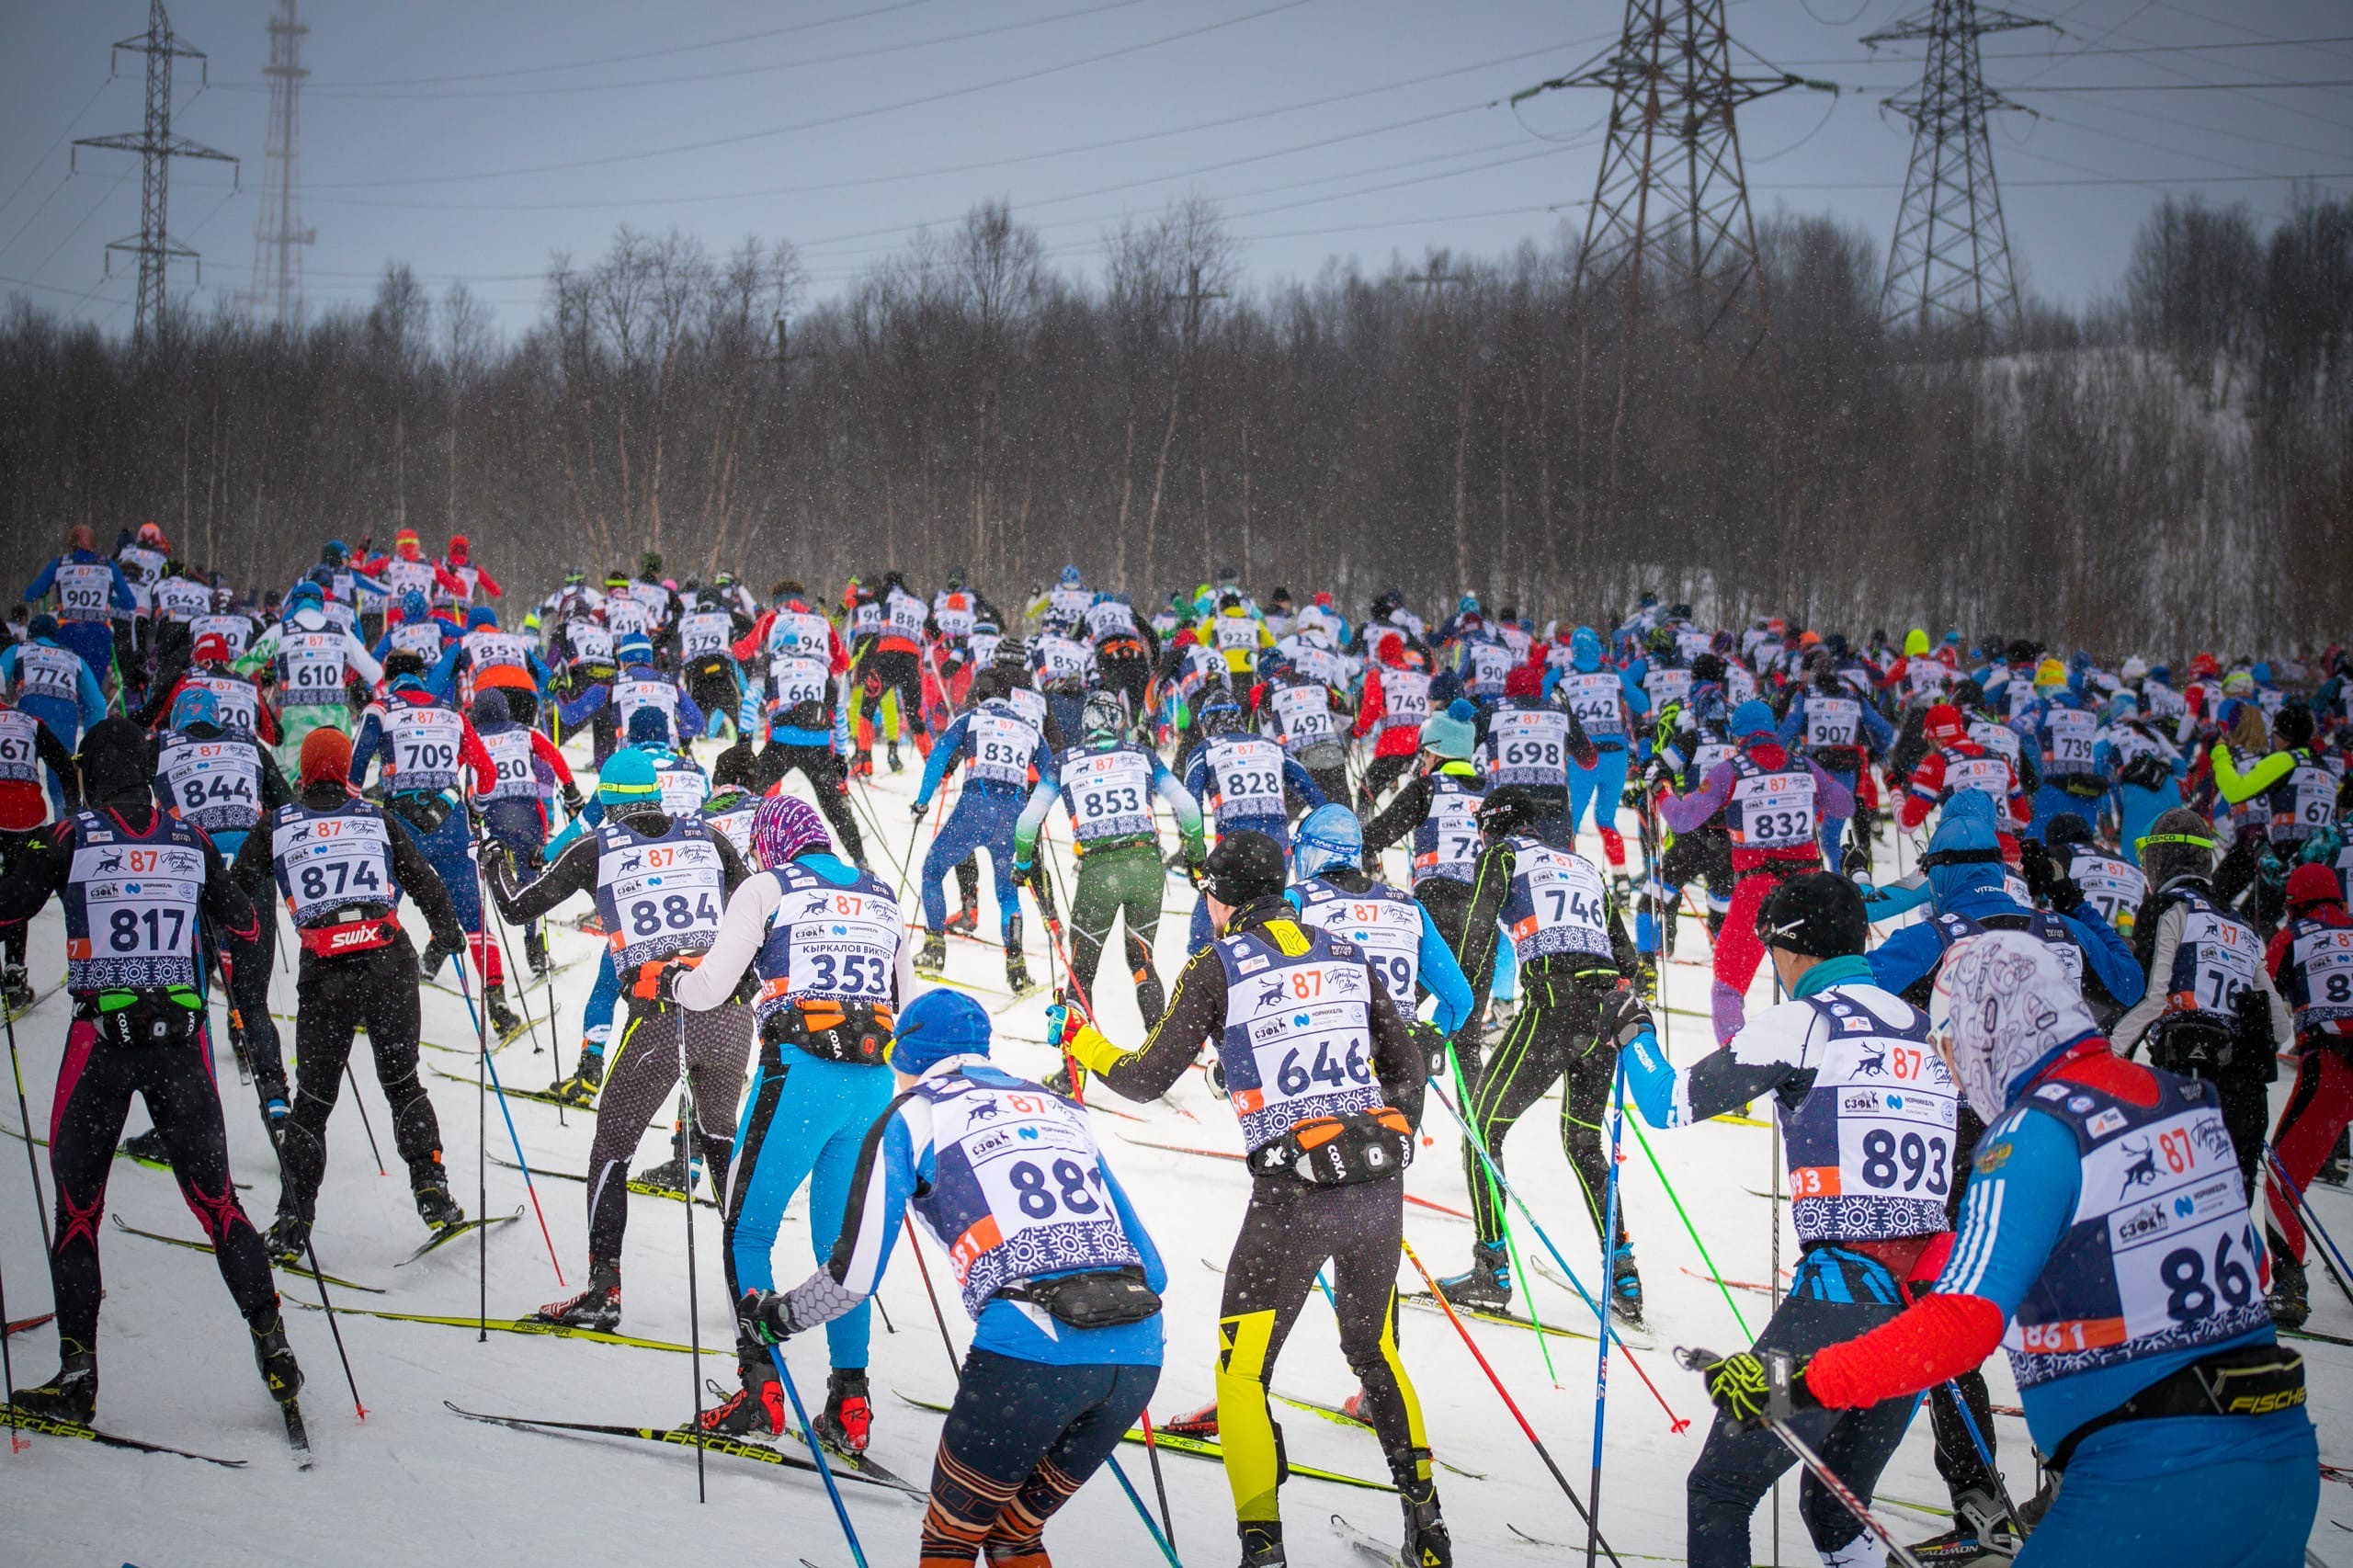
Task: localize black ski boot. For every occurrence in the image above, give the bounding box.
[2324,1129,2350,1187]
[813,1366,871,1454]
[264,1211,312,1267]
[535,1262,621,1330]
[415,1178,465,1233]
[2268,1240,2310,1330]
[1437,1241,1512,1312]
[4,962,36,1015]
[249,1308,305,1406]
[550,1048,604,1107]
[699,1358,785,1437]
[1909,1488,2019,1562]
[1392,1450,1453,1567]
[1003,915,1035,994]
[914,931,949,975]
[1237,1522,1287,1566]
[885,742,903,774]
[1609,1244,1645,1327]
[120,1126,171,1166]
[484,983,523,1040]
[525,927,551,978]
[14,1344,97,1423]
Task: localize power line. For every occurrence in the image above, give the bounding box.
[305,0,1314,190]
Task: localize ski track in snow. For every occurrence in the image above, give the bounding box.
[6,741,2350,1565]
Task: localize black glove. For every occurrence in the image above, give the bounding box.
[1599,983,1654,1047]
[1406,1020,1449,1080]
[736,1288,795,1346]
[1698,1347,1821,1430]
[654,958,697,1004]
[562,782,586,816]
[2046,873,2086,917]
[2018,838,2056,903]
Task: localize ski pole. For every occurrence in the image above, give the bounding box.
[1672,1348,1927,1568]
[1102,1450,1186,1568]
[1943,1378,2022,1542]
[1137,1409,1178,1553]
[2,1006,52,1254]
[674,1008,706,1503]
[1399,1236,1624,1568]
[765,1343,870,1568]
[448,953,567,1286]
[2268,1145,2353,1308]
[343,1062,387,1176]
[1620,1111,1753,1338]
[1585,1056,1627,1568]
[482,858,563,1128]
[1424,1080,1692,1430]
[0,1244,23,1451]
[902,1212,962,1381]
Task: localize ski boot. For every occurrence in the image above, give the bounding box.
[1908,1488,2018,1563]
[525,926,551,978]
[945,900,979,936]
[417,937,457,983]
[914,930,949,975]
[1392,1450,1453,1567]
[249,1308,305,1406]
[264,1211,312,1267]
[1436,1241,1512,1312]
[2324,1129,2350,1187]
[699,1359,786,1437]
[415,1178,465,1233]
[1609,1244,1645,1328]
[813,1367,871,1454]
[120,1126,171,1166]
[550,1048,605,1107]
[258,1084,291,1141]
[535,1263,622,1330]
[15,1344,97,1423]
[1,962,32,1016]
[1043,1062,1077,1097]
[1237,1522,1287,1566]
[885,741,903,774]
[1004,951,1036,996]
[483,983,523,1040]
[1165,1398,1220,1438]
[2268,1241,2310,1330]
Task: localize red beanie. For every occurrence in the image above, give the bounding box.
[299,726,353,788]
[2287,862,2343,912]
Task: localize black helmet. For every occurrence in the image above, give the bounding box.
[2274,703,2315,749]
[1200,830,1286,907]
[1477,786,1543,841]
[2043,812,2096,849]
[1692,652,1726,685]
[1754,872,1868,959]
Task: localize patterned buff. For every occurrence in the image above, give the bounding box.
[1930,930,2099,1116]
[747,793,828,870]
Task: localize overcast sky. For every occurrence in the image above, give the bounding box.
[1,0,2347,336]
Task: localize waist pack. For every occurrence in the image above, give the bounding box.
[1255,1106,1415,1187]
[2049,1344,2304,1472]
[998,1267,1163,1329]
[86,991,204,1050]
[389,792,453,834]
[763,996,892,1065]
[298,908,399,958]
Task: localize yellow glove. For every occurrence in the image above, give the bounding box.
[1063,1019,1128,1079]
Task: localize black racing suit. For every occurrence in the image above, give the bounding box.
[231,785,467,1223]
[1453,837,1643,1253]
[0,803,277,1360]
[486,809,756,1281]
[1363,762,1487,1070]
[1081,897,1436,1535]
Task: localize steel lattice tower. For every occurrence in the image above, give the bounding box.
[74,0,237,347]
[244,0,314,327]
[1866,0,2052,341]
[1518,0,1822,358]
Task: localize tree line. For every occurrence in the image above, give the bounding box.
[1,188,2345,655]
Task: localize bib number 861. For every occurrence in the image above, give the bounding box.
[2160,1227,2256,1324]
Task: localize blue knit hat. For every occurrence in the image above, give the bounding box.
[1421,698,1477,760]
[1730,699,1777,739]
[597,747,659,801]
[891,989,991,1074]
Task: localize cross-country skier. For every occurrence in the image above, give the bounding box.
[654,795,906,1453]
[1620,872,1955,1568]
[0,719,300,1428]
[735,988,1167,1562]
[0,685,78,1010]
[1180,694,1325,954]
[2259,863,2353,1328]
[1048,830,1450,1568]
[238,579,382,775]
[909,672,1054,992]
[0,614,108,816]
[1699,930,2316,1568]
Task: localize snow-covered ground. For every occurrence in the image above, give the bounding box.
[6,744,2348,1566]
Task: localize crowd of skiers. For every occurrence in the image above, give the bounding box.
[2,519,2347,1568]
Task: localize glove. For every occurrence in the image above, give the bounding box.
[910,800,930,821]
[736,1288,795,1346]
[1406,1019,1449,1080]
[654,957,701,1004]
[2046,873,2086,916]
[1599,983,1654,1047]
[1699,1348,1820,1430]
[1043,999,1076,1054]
[2018,838,2055,902]
[1620,782,1646,810]
[562,782,586,816]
